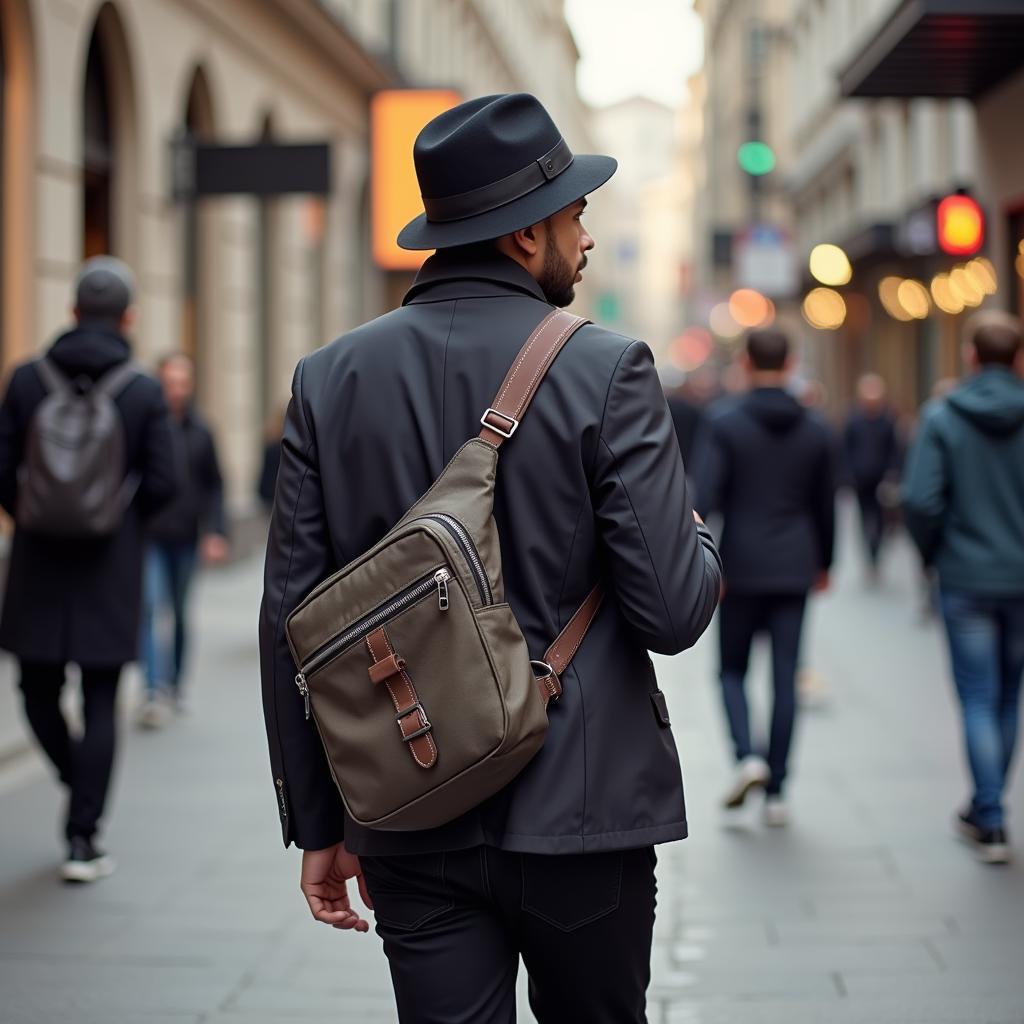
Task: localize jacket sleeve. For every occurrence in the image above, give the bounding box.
[814,430,837,573]
[901,408,947,563]
[0,366,27,516]
[259,358,347,850]
[135,383,180,517]
[590,341,722,656]
[691,415,728,519]
[199,426,228,537]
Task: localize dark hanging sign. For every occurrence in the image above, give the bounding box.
[172,138,332,200]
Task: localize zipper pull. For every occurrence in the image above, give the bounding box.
[435,569,451,611]
[295,672,310,720]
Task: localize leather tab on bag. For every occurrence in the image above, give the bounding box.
[533,666,562,708]
[366,627,437,770]
[479,310,590,449]
[368,653,406,686]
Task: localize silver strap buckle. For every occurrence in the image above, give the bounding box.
[480,408,519,439]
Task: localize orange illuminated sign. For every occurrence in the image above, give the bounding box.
[937,195,984,256]
[371,89,462,271]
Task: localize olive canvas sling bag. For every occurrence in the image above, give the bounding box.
[285,310,604,831]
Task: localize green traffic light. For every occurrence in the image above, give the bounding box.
[737,141,775,176]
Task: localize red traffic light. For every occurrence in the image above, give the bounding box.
[937,195,984,256]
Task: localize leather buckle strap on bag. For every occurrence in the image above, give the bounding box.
[531,583,605,708]
[479,309,590,450]
[479,308,607,704]
[366,626,438,769]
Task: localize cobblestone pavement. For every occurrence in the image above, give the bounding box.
[1,510,1023,1023]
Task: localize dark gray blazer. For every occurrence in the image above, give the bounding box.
[260,248,722,855]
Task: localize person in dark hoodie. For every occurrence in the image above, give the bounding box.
[138,353,228,727]
[0,257,178,882]
[695,328,835,824]
[843,373,900,579]
[903,311,1024,866]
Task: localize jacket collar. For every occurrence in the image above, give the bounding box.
[403,246,548,305]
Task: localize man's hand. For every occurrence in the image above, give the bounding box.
[813,571,831,593]
[200,534,229,565]
[300,843,374,933]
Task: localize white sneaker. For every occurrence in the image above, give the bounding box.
[763,796,789,828]
[61,836,116,883]
[136,696,166,730]
[722,756,770,809]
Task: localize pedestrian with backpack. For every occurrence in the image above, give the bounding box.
[0,257,178,882]
[260,94,722,1022]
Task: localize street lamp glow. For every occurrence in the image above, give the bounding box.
[949,266,984,308]
[808,244,852,286]
[930,273,964,315]
[801,288,846,330]
[879,277,914,322]
[737,141,776,176]
[709,302,743,339]
[728,288,774,328]
[897,279,931,320]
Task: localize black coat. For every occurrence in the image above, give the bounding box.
[260,249,723,855]
[0,326,178,666]
[843,409,899,490]
[146,408,226,545]
[694,387,835,593]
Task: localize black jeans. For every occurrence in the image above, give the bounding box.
[718,592,808,795]
[361,845,657,1023]
[855,483,884,566]
[18,661,122,841]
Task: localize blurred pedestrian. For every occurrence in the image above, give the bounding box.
[257,405,285,513]
[0,257,177,882]
[695,328,835,824]
[138,353,228,727]
[666,382,706,469]
[843,373,900,580]
[260,93,722,1022]
[903,311,1024,865]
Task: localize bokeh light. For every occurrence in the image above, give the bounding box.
[964,257,997,295]
[669,328,714,371]
[737,141,776,176]
[930,273,964,315]
[801,288,846,330]
[878,276,913,322]
[949,266,984,307]
[728,288,774,328]
[709,302,743,339]
[808,244,852,286]
[897,278,930,320]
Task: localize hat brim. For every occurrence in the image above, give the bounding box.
[397,153,617,250]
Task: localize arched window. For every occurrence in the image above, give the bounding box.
[82,29,113,258]
[181,68,214,370]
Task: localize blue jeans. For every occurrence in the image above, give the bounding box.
[718,593,807,796]
[940,591,1024,830]
[141,542,198,695]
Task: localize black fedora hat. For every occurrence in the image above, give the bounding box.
[397,93,617,250]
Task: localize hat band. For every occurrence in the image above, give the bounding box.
[422,139,574,224]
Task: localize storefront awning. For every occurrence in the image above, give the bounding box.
[840,0,1024,99]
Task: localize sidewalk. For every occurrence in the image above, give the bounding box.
[1,510,1023,1023]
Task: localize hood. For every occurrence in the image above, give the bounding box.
[947,368,1024,435]
[46,324,131,382]
[741,387,806,433]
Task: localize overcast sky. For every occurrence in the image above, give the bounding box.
[564,0,704,110]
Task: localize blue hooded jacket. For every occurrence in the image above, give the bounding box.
[903,366,1024,595]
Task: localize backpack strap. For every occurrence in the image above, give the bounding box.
[35,358,70,394]
[92,361,140,398]
[479,309,590,448]
[476,309,605,704]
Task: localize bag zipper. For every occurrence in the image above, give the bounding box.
[416,513,492,605]
[294,567,451,720]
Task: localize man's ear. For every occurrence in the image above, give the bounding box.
[119,306,136,332]
[962,341,978,371]
[512,221,542,258]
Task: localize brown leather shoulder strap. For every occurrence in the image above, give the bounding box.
[479,309,589,449]
[533,583,605,707]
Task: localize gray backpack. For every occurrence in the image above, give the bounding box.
[17,357,138,537]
